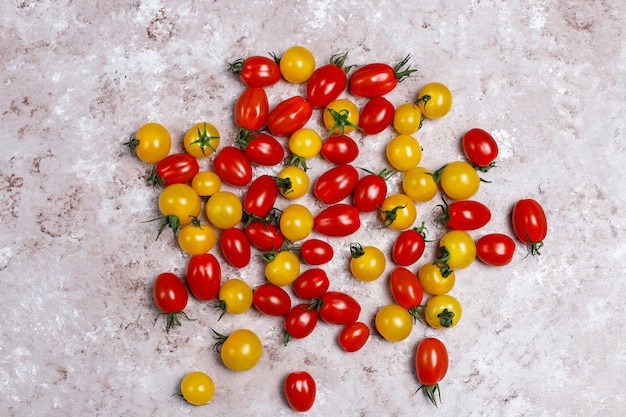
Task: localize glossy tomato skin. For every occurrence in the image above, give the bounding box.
[314,203,361,237]
[234,86,269,131]
[220,227,251,268]
[306,53,349,108]
[352,172,388,212]
[150,153,199,187]
[314,164,359,204]
[392,226,426,266]
[512,199,547,255]
[299,239,334,265]
[438,200,491,230]
[253,284,292,316]
[321,134,359,165]
[476,233,516,266]
[186,254,222,301]
[229,55,281,87]
[154,272,188,313]
[338,321,370,352]
[349,56,415,97]
[213,146,253,187]
[390,267,423,310]
[237,132,285,166]
[244,221,284,251]
[267,96,313,137]
[462,128,498,169]
[284,303,319,342]
[317,291,361,325]
[415,337,449,406]
[358,96,395,135]
[284,371,316,412]
[293,268,330,300]
[243,174,278,218]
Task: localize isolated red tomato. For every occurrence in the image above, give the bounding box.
[358,96,395,135]
[253,284,292,316]
[267,96,313,137]
[392,224,427,266]
[148,153,199,187]
[415,337,449,406]
[436,200,491,230]
[476,233,516,266]
[512,199,547,255]
[306,52,350,108]
[236,131,285,166]
[244,221,284,251]
[153,272,190,332]
[352,168,394,212]
[321,134,359,164]
[220,227,251,268]
[234,86,269,131]
[390,267,423,310]
[213,146,253,187]
[284,303,319,344]
[462,128,498,170]
[284,371,316,412]
[243,174,278,219]
[186,253,221,301]
[314,203,361,237]
[315,291,361,325]
[299,239,334,265]
[228,55,281,87]
[314,164,359,204]
[292,268,330,300]
[338,321,370,352]
[349,55,416,97]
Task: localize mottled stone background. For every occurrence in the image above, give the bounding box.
[1,1,624,416]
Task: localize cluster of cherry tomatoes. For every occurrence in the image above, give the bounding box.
[125,45,548,410]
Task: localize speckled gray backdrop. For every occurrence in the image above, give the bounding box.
[1,1,625,416]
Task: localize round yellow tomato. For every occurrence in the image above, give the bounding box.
[386,134,422,171]
[279,204,314,242]
[288,128,323,159]
[380,193,417,230]
[439,161,480,200]
[425,294,462,329]
[184,122,220,158]
[393,103,422,135]
[418,263,456,295]
[191,171,222,197]
[416,82,452,119]
[402,167,438,202]
[215,329,263,372]
[438,230,476,270]
[276,166,309,200]
[280,45,315,83]
[265,251,301,286]
[180,371,214,406]
[375,304,413,342]
[350,243,386,282]
[177,221,216,255]
[158,184,202,233]
[205,191,242,230]
[128,122,171,163]
[323,99,360,136]
[218,278,253,316]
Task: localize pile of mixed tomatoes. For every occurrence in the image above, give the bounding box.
[125,45,548,411]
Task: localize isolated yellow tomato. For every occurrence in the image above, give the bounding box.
[439,161,480,200]
[265,251,301,286]
[380,193,417,230]
[180,371,214,406]
[184,122,220,158]
[128,122,171,163]
[205,191,243,230]
[350,243,386,282]
[215,329,263,372]
[218,278,253,316]
[289,128,323,159]
[417,82,452,119]
[425,294,462,329]
[279,204,314,241]
[280,45,316,83]
[386,134,422,171]
[323,99,360,136]
[375,304,413,342]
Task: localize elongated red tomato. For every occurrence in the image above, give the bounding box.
[415,337,449,406]
[306,52,350,108]
[349,55,416,97]
[284,303,319,343]
[314,204,361,237]
[243,174,278,218]
[390,267,423,310]
[338,321,370,352]
[253,284,292,316]
[358,96,395,135]
[148,153,199,187]
[284,371,316,412]
[299,239,334,265]
[476,233,516,266]
[512,199,547,255]
[321,134,359,164]
[186,253,221,301]
[352,168,393,212]
[153,272,190,331]
[436,200,491,230]
[213,146,252,187]
[244,221,284,251]
[315,291,361,325]
[234,87,269,131]
[267,96,313,137]
[228,55,281,87]
[293,268,330,300]
[462,128,498,170]
[236,131,285,166]
[392,225,427,266]
[314,164,359,204]
[220,227,251,268]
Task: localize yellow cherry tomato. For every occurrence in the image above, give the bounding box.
[217,278,253,316]
[177,221,216,255]
[288,128,323,159]
[437,230,476,270]
[416,82,452,119]
[191,171,222,197]
[158,184,202,235]
[418,263,456,295]
[424,294,462,329]
[438,161,480,200]
[184,122,220,158]
[393,103,422,135]
[180,371,214,406]
[280,45,316,83]
[402,166,438,202]
[205,191,243,230]
[323,99,360,136]
[276,165,310,200]
[375,304,413,342]
[127,122,171,164]
[279,204,314,242]
[380,193,417,230]
[386,134,422,171]
[265,251,301,286]
[349,243,386,282]
[215,329,263,372]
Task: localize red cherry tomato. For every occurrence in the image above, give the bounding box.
[313,203,361,237]
[284,371,316,412]
[299,239,334,265]
[284,303,319,344]
[313,164,359,204]
[389,266,423,310]
[243,174,278,218]
[415,337,449,406]
[153,272,190,332]
[392,224,427,266]
[234,86,269,131]
[338,321,370,352]
[462,128,498,170]
[352,168,394,212]
[220,227,251,268]
[306,52,350,108]
[293,268,330,300]
[186,253,222,301]
[349,55,416,97]
[267,96,313,137]
[236,131,285,166]
[512,198,547,255]
[228,55,281,87]
[358,96,395,135]
[436,200,491,230]
[213,146,253,187]
[148,153,199,187]
[321,134,359,165]
[244,221,284,251]
[253,284,292,316]
[315,291,361,325]
[476,233,516,266]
